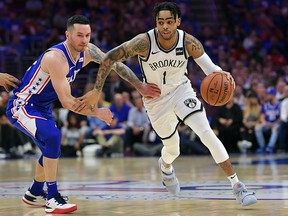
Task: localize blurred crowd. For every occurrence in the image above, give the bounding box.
[0,0,288,158]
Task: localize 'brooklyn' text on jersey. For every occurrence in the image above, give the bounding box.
[149,59,186,71]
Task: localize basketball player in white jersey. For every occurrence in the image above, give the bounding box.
[0,73,19,92]
[6,15,160,214]
[83,2,257,206]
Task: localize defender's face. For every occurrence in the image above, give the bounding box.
[66,24,91,52]
[156,10,180,41]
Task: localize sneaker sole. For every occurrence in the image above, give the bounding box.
[22,197,45,207]
[45,205,77,214]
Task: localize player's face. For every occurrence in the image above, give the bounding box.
[67,24,91,52]
[156,10,180,41]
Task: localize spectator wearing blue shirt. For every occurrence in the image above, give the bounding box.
[94,114,125,157]
[109,93,131,128]
[125,94,150,156]
[255,87,281,153]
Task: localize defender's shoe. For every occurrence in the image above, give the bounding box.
[233,181,257,206]
[22,189,47,207]
[45,193,77,214]
[158,158,180,195]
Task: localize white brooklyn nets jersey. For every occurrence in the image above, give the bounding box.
[139,28,203,139]
[139,28,189,96]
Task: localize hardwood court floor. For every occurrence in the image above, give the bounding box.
[1,154,288,216]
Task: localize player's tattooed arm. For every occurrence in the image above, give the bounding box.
[94,34,149,92]
[87,43,104,64]
[185,34,205,59]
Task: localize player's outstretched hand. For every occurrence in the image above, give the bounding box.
[138,83,161,99]
[77,89,100,112]
[95,107,113,126]
[0,73,20,92]
[214,71,235,89]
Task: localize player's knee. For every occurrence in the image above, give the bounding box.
[199,129,229,163]
[41,129,62,158]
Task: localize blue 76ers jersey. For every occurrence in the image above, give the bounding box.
[7,42,84,119]
[261,101,281,123]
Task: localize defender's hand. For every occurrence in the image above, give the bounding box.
[137,83,161,99]
[0,73,20,91]
[77,89,101,111]
[95,108,113,126]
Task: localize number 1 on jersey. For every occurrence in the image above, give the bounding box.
[163,71,166,84]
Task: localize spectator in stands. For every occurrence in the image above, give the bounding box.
[211,98,243,153]
[125,93,150,156]
[275,78,287,101]
[278,85,288,153]
[61,112,85,157]
[122,91,134,108]
[103,71,130,102]
[238,91,262,153]
[255,83,267,105]
[255,87,281,153]
[233,85,246,109]
[94,114,125,158]
[133,126,163,157]
[109,93,131,128]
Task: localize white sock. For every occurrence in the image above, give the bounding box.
[227,173,239,187]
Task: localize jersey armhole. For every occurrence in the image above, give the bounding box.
[138,32,151,62]
[183,31,189,60]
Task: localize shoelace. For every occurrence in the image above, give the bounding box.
[41,191,47,199]
[54,193,69,205]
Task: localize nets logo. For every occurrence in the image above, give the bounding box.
[184,98,197,108]
[176,47,183,55]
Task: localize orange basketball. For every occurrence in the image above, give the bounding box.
[200,72,234,106]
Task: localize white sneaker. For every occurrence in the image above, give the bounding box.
[45,193,77,214]
[233,181,257,206]
[22,189,47,206]
[158,158,180,195]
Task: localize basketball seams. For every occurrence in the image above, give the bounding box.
[215,73,223,106]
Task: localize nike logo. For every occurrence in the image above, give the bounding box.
[151,51,160,55]
[70,66,75,70]
[230,174,237,179]
[48,182,56,186]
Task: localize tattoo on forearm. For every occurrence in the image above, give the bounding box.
[88,44,103,64]
[115,62,139,84]
[94,35,148,91]
[95,60,112,91]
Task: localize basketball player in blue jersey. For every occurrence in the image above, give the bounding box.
[6,15,160,214]
[0,73,19,92]
[82,2,257,206]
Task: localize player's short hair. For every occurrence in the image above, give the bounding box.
[66,15,90,30]
[153,1,181,21]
